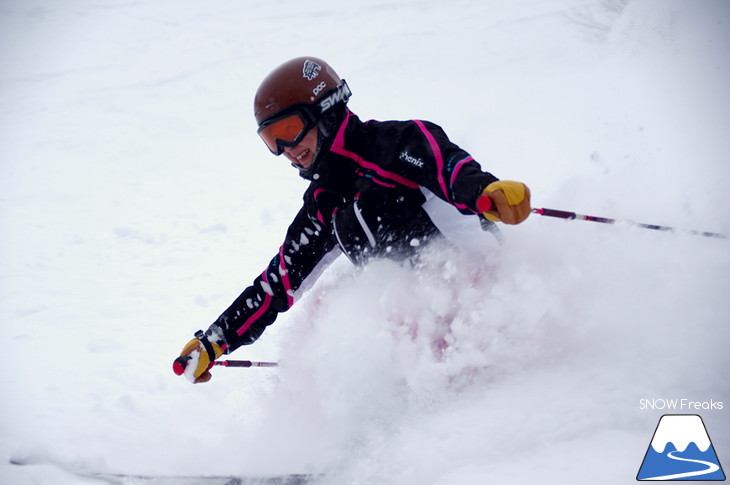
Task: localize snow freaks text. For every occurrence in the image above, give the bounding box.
[639,399,724,411]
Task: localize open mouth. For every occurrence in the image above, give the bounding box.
[296,148,310,162]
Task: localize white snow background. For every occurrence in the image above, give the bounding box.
[1,0,729,483]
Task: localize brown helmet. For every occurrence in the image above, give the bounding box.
[254,57,352,158]
[254,57,345,125]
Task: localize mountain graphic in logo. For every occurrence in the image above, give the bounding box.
[637,414,725,481]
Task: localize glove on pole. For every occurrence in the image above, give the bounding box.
[477,180,532,225]
[172,330,224,383]
[532,207,726,239]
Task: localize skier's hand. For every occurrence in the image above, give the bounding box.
[477,180,531,225]
[172,331,223,384]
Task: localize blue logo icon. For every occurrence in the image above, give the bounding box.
[637,414,725,481]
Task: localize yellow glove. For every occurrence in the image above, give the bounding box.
[477,180,531,225]
[172,331,223,384]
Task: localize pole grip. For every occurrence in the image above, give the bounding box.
[212,360,279,368]
[476,194,493,213]
[216,360,252,367]
[533,207,576,219]
[172,356,191,375]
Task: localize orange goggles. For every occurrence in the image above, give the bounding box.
[257,108,317,155]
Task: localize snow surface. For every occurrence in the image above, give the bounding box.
[1,0,729,484]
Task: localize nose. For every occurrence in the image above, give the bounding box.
[283,143,301,157]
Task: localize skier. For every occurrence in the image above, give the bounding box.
[173,57,531,383]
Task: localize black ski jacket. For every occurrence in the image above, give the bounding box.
[206,110,498,354]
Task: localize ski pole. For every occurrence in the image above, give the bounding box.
[531,207,726,239]
[212,360,278,368]
[173,356,278,375]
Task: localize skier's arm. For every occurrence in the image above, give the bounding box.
[410,121,531,223]
[401,120,494,212]
[173,203,337,382]
[208,205,337,351]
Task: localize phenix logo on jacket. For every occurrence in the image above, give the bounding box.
[399,151,424,168]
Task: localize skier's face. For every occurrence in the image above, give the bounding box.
[283,126,318,170]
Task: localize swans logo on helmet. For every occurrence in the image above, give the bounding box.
[302,60,321,81]
[319,81,352,112]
